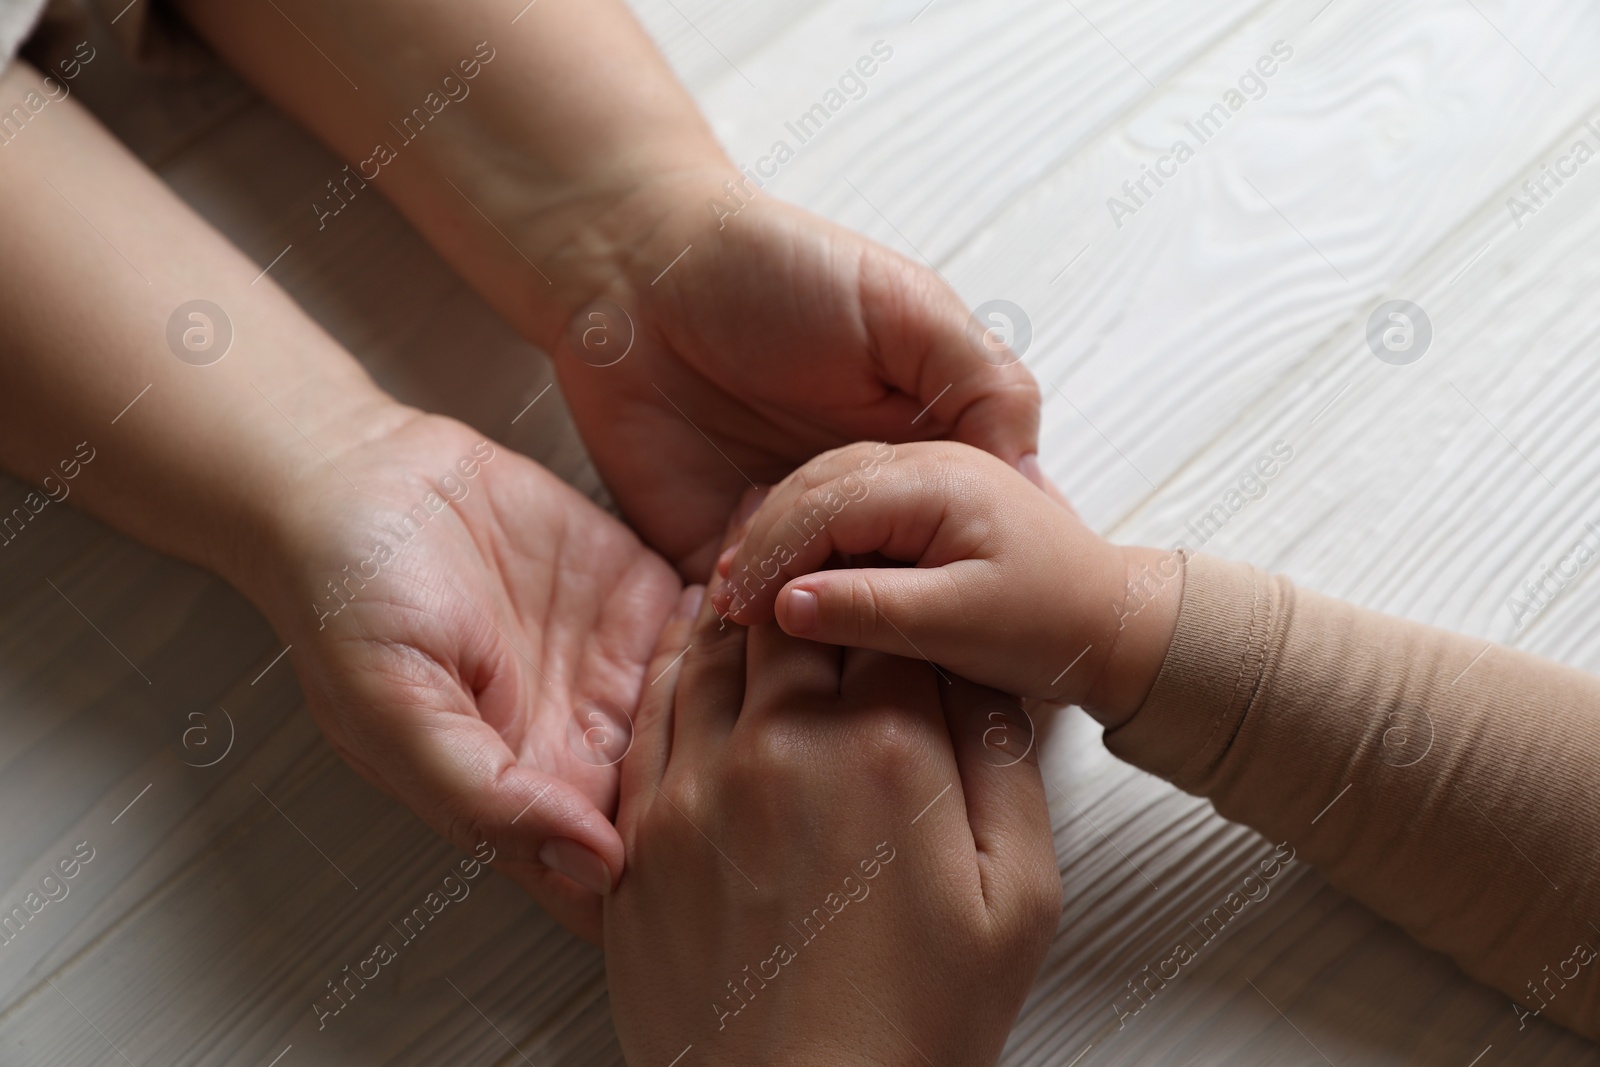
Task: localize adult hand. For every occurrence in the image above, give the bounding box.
[549,174,1042,578]
[242,408,681,943]
[604,568,1062,1065]
[168,0,1039,581]
[0,53,683,945]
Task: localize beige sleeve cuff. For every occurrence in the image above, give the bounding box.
[1106,553,1600,1039]
[1103,552,1282,789]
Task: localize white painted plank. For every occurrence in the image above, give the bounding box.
[1129,102,1600,648]
[679,0,1273,266]
[974,0,1600,535]
[4,0,1600,1064]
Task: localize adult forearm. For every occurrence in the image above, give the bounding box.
[174,0,732,349]
[0,61,399,595]
[1106,553,1600,1038]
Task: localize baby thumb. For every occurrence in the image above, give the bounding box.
[775,567,963,663]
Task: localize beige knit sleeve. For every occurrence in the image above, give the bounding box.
[1104,553,1600,1038]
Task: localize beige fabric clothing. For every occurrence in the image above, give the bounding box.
[1107,553,1600,1038]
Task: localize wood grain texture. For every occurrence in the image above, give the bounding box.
[639,0,1272,263]
[1,0,1598,1064]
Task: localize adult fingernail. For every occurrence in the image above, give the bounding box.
[675,584,706,620]
[1017,452,1043,487]
[539,837,613,896]
[783,588,818,635]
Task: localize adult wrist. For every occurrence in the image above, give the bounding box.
[508,156,744,355]
[209,381,417,625]
[391,75,734,358]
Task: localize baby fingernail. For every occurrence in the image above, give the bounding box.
[1017,452,1043,486]
[715,544,738,577]
[539,838,613,896]
[784,588,818,634]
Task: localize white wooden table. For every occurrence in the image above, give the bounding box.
[3,0,1599,1063]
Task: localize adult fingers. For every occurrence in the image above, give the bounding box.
[671,522,754,760]
[740,616,843,713]
[332,692,625,943]
[940,676,1061,936]
[619,584,705,833]
[837,651,965,862]
[858,246,1040,467]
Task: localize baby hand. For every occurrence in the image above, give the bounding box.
[712,441,1177,717]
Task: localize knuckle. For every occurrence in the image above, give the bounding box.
[844,577,886,645]
[649,773,716,842]
[786,452,845,499]
[729,722,813,796]
[791,442,895,504]
[748,718,807,766]
[790,486,842,536]
[850,708,929,784]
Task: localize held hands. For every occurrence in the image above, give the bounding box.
[711,441,1183,725]
[241,409,680,943]
[546,177,1042,579]
[605,566,1061,1066]
[226,168,1067,955]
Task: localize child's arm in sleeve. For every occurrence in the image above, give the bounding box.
[721,440,1600,1037]
[1110,553,1600,1038]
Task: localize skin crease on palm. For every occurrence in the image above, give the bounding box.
[252,412,682,942]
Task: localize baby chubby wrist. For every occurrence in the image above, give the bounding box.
[1080,545,1185,729]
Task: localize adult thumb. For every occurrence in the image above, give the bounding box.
[359,705,626,943]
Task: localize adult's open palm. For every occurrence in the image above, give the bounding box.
[261,412,680,942]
